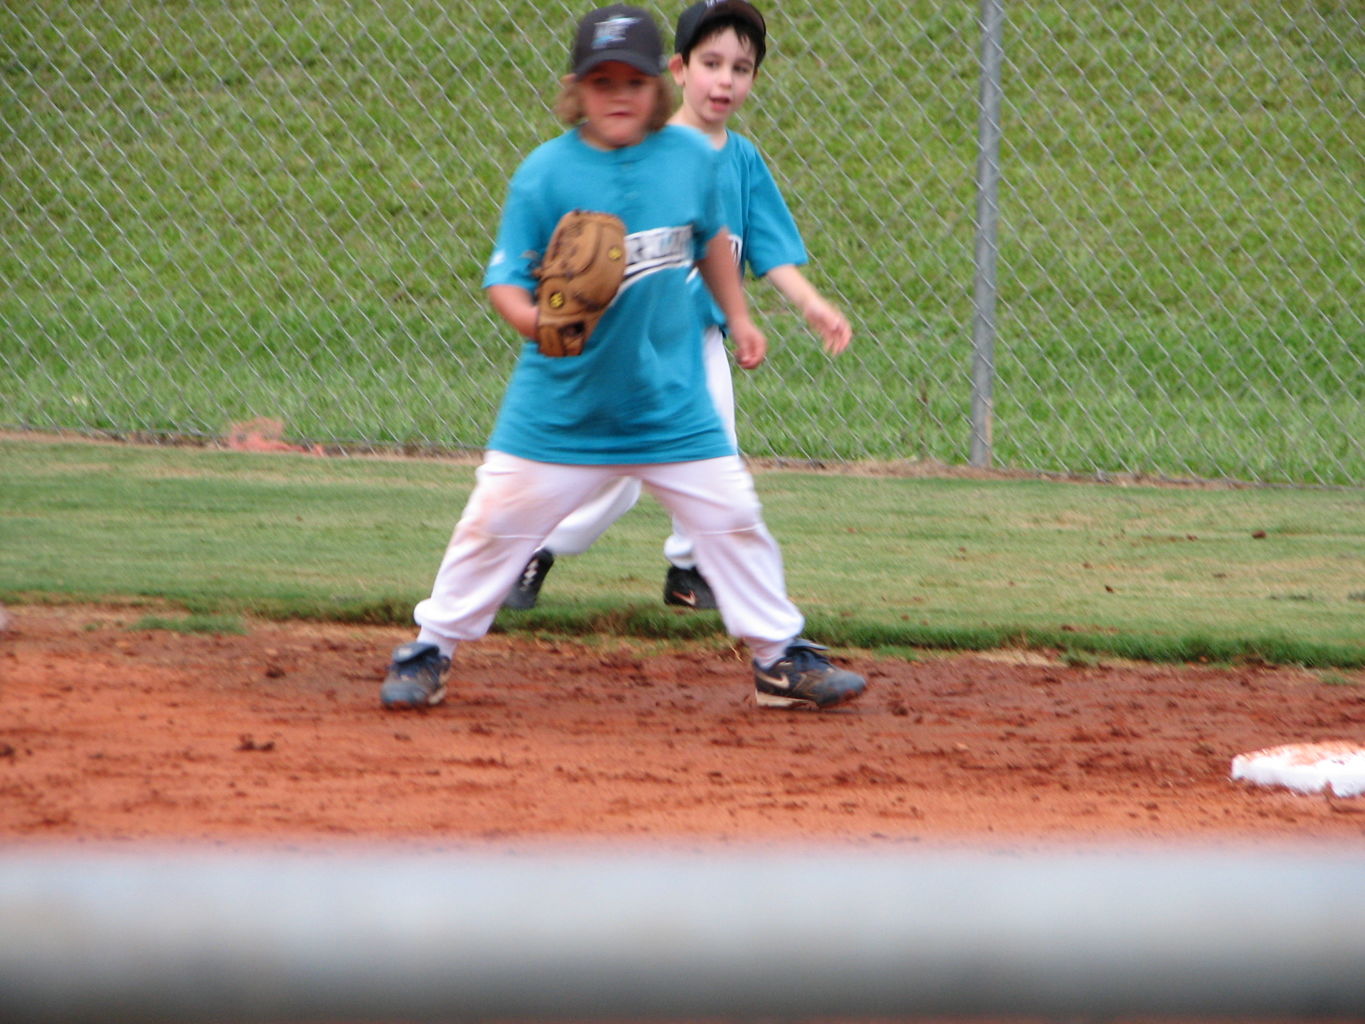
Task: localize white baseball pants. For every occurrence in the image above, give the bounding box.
[538,325,736,568]
[413,449,802,667]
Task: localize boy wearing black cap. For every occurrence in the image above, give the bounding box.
[381,5,867,713]
[506,0,851,615]
[663,0,852,595]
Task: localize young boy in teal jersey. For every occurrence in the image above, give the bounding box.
[380,5,866,713]
[504,0,852,613]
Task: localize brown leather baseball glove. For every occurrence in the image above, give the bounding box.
[534,210,627,357]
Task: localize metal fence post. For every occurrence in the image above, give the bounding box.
[971,0,1005,468]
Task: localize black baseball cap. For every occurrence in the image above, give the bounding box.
[674,0,767,66]
[571,5,664,77]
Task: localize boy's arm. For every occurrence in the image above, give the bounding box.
[487,284,538,341]
[700,229,766,370]
[765,264,852,355]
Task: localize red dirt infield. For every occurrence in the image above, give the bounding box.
[3,604,1362,847]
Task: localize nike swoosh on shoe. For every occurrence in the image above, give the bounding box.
[754,668,791,690]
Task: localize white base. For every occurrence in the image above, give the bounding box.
[1231,741,1365,798]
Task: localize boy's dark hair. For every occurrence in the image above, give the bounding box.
[674,1,767,68]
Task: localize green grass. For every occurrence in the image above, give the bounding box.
[130,613,247,635]
[1,0,1360,484]
[2,438,1362,668]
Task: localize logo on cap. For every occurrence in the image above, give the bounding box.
[593,15,637,49]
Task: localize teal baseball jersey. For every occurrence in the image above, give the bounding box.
[483,125,733,465]
[691,129,807,331]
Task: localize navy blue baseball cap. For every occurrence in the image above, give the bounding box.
[571,5,664,77]
[674,0,767,66]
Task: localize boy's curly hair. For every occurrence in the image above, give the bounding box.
[554,75,675,132]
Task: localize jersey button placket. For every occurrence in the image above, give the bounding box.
[617,149,641,222]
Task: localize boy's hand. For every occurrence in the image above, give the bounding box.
[729,318,767,369]
[700,230,766,368]
[765,265,853,355]
[803,296,852,355]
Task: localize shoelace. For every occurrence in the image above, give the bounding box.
[782,641,831,673]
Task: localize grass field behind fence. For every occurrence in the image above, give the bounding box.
[2,439,1362,668]
[1,1,1361,484]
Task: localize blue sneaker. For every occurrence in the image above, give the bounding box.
[753,639,866,710]
[380,641,450,710]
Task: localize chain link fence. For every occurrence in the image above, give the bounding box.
[3,1,1361,485]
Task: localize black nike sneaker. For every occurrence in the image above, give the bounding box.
[663,564,717,610]
[502,549,555,610]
